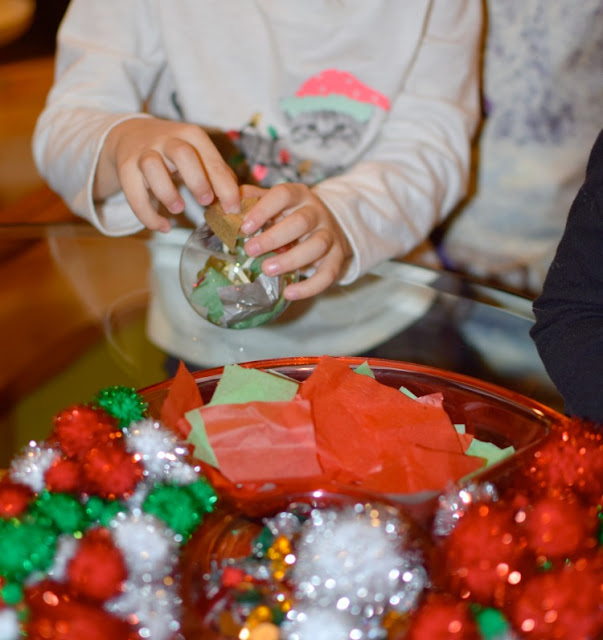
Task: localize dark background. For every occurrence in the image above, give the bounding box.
[0,0,69,63]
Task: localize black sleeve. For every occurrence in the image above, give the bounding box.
[530,129,603,423]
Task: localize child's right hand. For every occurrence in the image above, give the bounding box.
[93,117,240,232]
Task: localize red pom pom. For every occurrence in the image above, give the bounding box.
[67,528,127,602]
[25,580,133,640]
[508,558,603,639]
[221,566,246,588]
[404,594,480,640]
[0,479,32,518]
[444,502,526,605]
[524,496,598,559]
[523,419,603,501]
[45,458,82,493]
[82,443,143,499]
[51,405,119,459]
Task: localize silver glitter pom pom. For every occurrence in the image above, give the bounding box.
[0,607,20,640]
[124,419,191,482]
[9,442,59,493]
[264,509,305,539]
[432,481,498,537]
[282,606,364,640]
[291,502,426,615]
[46,534,79,581]
[110,510,180,580]
[106,578,182,640]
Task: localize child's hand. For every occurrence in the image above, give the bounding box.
[240,184,352,300]
[94,117,240,232]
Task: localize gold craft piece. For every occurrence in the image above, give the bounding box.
[204,197,259,251]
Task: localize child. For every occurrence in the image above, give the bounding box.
[531,129,603,423]
[33,0,482,303]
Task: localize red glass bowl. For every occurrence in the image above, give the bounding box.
[141,356,565,512]
[141,357,566,639]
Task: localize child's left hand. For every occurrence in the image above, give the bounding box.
[239,184,352,301]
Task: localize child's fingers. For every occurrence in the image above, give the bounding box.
[261,228,331,275]
[284,254,342,300]
[240,183,300,234]
[163,139,213,206]
[240,184,266,199]
[201,155,241,213]
[244,206,317,256]
[239,200,274,235]
[137,149,185,214]
[121,165,171,233]
[186,128,241,213]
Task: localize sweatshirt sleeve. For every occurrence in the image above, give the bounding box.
[530,129,603,423]
[313,0,482,284]
[32,0,164,236]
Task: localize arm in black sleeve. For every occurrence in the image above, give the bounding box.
[530,129,603,422]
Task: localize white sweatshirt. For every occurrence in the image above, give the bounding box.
[33,0,482,285]
[440,0,603,295]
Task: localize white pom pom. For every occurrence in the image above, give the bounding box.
[125,481,151,511]
[124,419,193,483]
[433,481,498,537]
[0,607,20,640]
[47,535,79,581]
[9,443,59,493]
[106,579,182,640]
[110,511,179,580]
[282,606,359,640]
[292,504,426,611]
[166,461,199,485]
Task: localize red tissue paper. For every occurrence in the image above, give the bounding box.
[161,356,486,497]
[299,356,484,492]
[198,399,321,483]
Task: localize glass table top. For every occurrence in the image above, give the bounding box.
[0,221,563,465]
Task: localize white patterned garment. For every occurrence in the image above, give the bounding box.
[439,0,603,295]
[33,0,482,286]
[33,0,484,368]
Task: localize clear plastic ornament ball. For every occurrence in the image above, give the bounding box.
[180,224,298,329]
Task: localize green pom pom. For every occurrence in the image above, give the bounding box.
[270,605,286,625]
[235,588,264,605]
[84,495,126,527]
[252,526,275,558]
[1,582,24,606]
[94,385,148,429]
[143,485,200,539]
[187,478,219,512]
[474,606,511,639]
[32,491,86,534]
[0,519,57,581]
[142,480,217,540]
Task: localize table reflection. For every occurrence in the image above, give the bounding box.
[0,222,562,465]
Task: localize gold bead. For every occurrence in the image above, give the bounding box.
[248,622,280,640]
[247,605,273,628]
